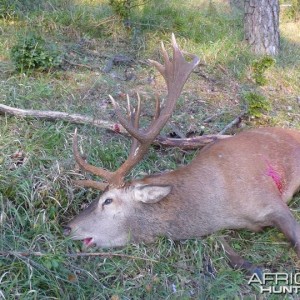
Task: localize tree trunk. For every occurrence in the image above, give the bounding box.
[244,0,280,55]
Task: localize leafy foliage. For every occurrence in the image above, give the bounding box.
[109,0,132,19]
[243,92,271,117]
[108,0,147,21]
[251,56,276,86]
[10,33,62,73]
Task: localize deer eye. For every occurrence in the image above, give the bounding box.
[103,198,113,206]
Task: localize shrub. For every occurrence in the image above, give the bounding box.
[251,56,275,86]
[109,0,132,20]
[243,92,271,117]
[10,33,62,73]
[109,0,147,21]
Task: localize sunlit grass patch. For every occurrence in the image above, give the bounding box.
[0,0,300,298]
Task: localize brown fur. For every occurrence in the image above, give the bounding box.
[65,127,300,270]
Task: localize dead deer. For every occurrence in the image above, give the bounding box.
[64,34,300,274]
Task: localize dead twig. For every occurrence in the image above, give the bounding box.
[67,252,158,262]
[93,16,117,28]
[193,70,216,82]
[63,59,93,70]
[203,111,227,123]
[0,251,158,263]
[218,113,246,135]
[0,103,232,149]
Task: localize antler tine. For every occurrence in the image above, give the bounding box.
[153,93,161,121]
[73,35,199,189]
[73,128,113,189]
[134,93,141,128]
[129,93,141,157]
[149,93,161,129]
[109,95,147,143]
[73,179,108,191]
[125,93,141,129]
[146,34,200,139]
[108,35,199,184]
[110,35,199,145]
[126,94,131,116]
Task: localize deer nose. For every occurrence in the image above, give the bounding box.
[63,226,72,236]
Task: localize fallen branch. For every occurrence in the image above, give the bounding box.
[63,59,93,70]
[0,103,127,133]
[218,113,246,135]
[0,251,158,263]
[203,111,226,123]
[0,103,231,150]
[155,135,229,150]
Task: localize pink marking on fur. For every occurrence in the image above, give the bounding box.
[266,165,283,194]
[113,124,121,133]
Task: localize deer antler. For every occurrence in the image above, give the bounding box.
[73,34,200,190]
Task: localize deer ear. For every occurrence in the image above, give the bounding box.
[133,184,172,204]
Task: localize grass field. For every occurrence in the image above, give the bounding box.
[0,0,300,299]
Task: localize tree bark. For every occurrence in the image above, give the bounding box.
[244,0,280,55]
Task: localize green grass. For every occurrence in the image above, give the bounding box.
[0,0,300,299]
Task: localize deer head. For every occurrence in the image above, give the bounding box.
[64,34,200,247]
[63,36,300,276]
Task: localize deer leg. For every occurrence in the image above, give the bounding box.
[271,207,300,258]
[219,237,263,278]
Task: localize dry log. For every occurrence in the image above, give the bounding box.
[0,103,126,132]
[0,103,231,150]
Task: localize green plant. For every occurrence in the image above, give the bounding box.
[243,92,271,117]
[0,0,51,18]
[0,0,17,18]
[109,0,147,21]
[10,33,62,73]
[281,0,300,20]
[291,0,300,19]
[109,0,134,20]
[251,56,275,86]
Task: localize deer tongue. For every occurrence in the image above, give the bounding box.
[83,237,94,247]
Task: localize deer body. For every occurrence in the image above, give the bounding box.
[66,127,300,254]
[64,35,300,271]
